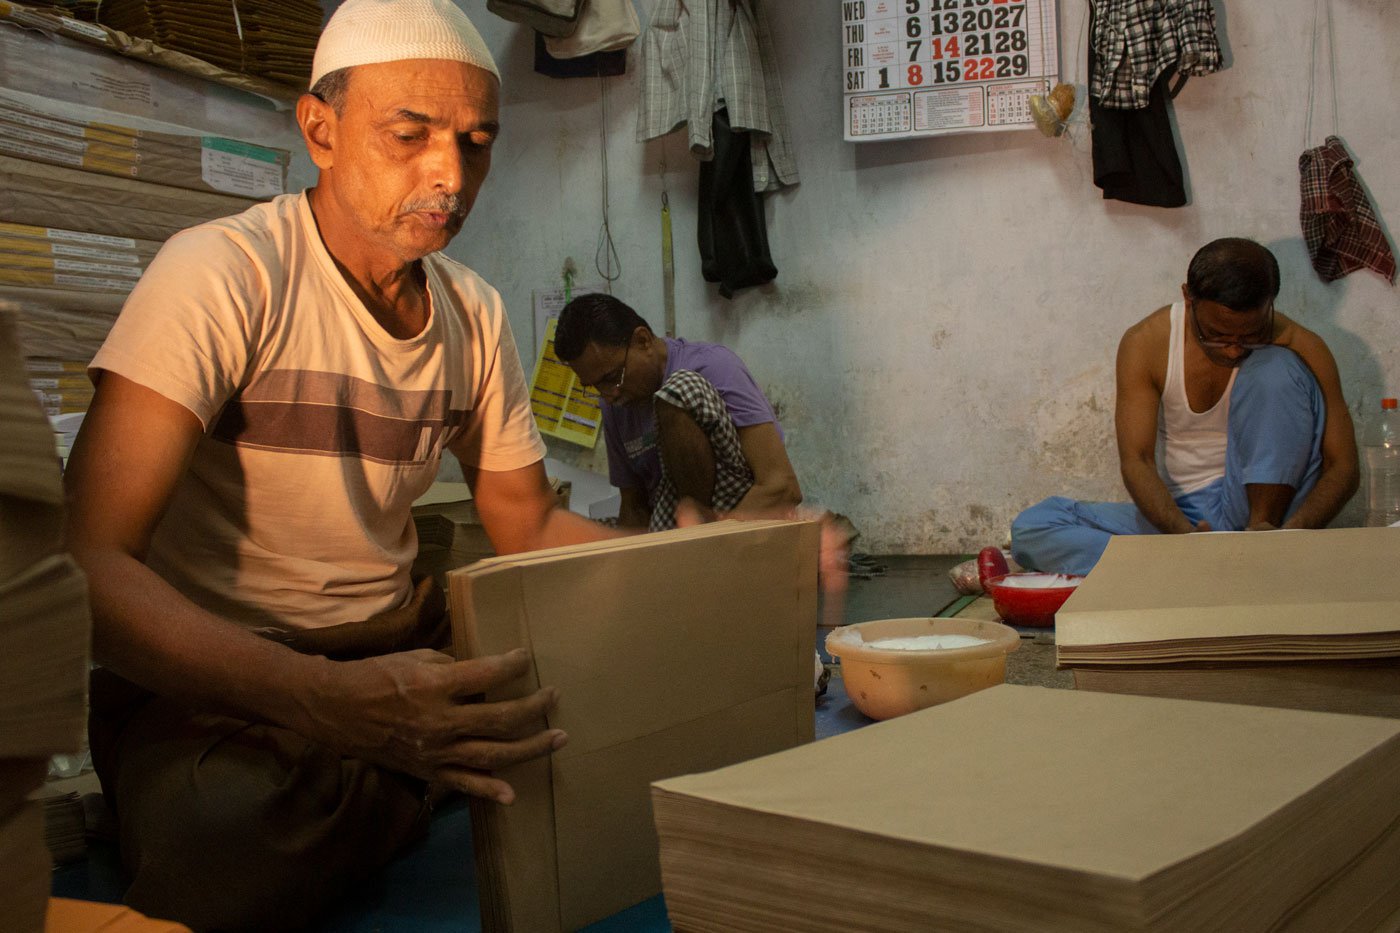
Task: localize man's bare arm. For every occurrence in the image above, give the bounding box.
[1279,330,1360,529]
[68,374,565,803]
[731,422,802,517]
[1115,324,1198,534]
[462,456,626,554]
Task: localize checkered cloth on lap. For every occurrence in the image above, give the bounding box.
[1299,135,1397,284]
[648,369,754,532]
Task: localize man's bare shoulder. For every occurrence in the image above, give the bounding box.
[1273,312,1345,388]
[1120,305,1173,348]
[1273,311,1328,353]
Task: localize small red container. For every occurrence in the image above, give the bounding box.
[976,546,1083,627]
[983,574,1083,627]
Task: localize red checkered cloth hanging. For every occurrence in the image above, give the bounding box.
[1299,136,1396,284]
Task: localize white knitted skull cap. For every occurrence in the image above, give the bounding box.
[311,0,499,87]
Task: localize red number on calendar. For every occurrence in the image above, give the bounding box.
[929,36,960,59]
[908,64,924,85]
[963,57,994,81]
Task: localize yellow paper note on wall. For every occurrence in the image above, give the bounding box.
[529,317,601,448]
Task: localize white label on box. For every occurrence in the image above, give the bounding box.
[52,273,136,291]
[201,137,284,198]
[0,136,84,165]
[52,257,142,278]
[48,242,140,264]
[42,229,137,249]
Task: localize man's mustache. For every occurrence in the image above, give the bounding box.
[402,195,467,219]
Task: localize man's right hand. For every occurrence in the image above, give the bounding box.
[302,647,566,805]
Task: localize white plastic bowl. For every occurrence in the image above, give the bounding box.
[825,617,1021,720]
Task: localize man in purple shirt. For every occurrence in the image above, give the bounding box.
[554,293,801,530]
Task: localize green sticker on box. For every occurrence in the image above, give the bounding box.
[201,136,282,163]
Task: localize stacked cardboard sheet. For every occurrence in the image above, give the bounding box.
[652,684,1400,933]
[0,801,48,933]
[0,93,290,198]
[448,520,819,932]
[0,220,156,295]
[98,0,322,88]
[0,154,258,242]
[1,286,122,363]
[0,305,91,930]
[1057,529,1400,716]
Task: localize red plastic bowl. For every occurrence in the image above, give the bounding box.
[983,573,1084,627]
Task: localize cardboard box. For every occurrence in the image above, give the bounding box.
[1057,529,1400,716]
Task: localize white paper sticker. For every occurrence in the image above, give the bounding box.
[53,273,137,291]
[52,257,142,278]
[201,138,284,198]
[47,242,140,264]
[42,229,137,249]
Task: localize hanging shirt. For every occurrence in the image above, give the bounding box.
[1091,0,1222,109]
[1299,135,1397,284]
[636,0,798,193]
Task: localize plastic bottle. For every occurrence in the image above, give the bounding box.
[1363,397,1400,527]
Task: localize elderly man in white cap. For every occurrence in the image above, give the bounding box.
[64,2,617,928]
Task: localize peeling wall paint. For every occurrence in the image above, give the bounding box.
[451,1,1400,553]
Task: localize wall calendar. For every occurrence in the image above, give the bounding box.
[842,0,1060,142]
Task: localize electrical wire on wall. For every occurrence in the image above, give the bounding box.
[595,73,621,291]
[658,136,676,337]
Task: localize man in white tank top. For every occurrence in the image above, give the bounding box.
[1011,239,1358,576]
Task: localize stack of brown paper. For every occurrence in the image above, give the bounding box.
[98,0,321,88]
[0,801,48,932]
[1057,529,1400,716]
[652,684,1400,932]
[0,94,291,199]
[0,304,91,930]
[448,520,819,932]
[0,154,259,242]
[0,283,125,363]
[0,220,157,299]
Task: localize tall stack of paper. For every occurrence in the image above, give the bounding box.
[0,800,48,933]
[0,154,259,243]
[98,0,322,89]
[448,520,819,932]
[0,304,91,931]
[652,685,1400,933]
[0,93,290,198]
[1057,529,1400,716]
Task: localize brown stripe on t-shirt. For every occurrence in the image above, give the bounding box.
[239,369,454,420]
[211,369,470,464]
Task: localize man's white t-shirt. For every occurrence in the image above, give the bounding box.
[91,192,545,630]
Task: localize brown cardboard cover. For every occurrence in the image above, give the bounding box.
[450,520,819,932]
[1057,529,1400,658]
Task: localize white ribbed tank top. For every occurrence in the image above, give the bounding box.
[1158,301,1236,496]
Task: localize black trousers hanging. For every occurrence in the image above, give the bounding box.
[1088,4,1188,209]
[697,107,777,298]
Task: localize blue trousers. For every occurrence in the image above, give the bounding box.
[1011,348,1326,576]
